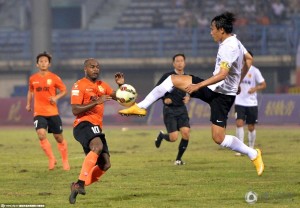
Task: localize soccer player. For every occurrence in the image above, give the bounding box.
[69,58,124,204]
[26,51,70,171]
[155,53,191,165]
[235,51,266,155]
[119,12,264,176]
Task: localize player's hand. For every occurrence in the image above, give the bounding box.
[115,72,124,86]
[49,97,57,105]
[183,95,190,104]
[96,95,112,104]
[164,98,172,104]
[248,88,256,94]
[237,86,241,95]
[185,84,199,94]
[25,104,31,112]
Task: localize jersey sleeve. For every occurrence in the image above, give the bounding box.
[71,81,84,105]
[218,45,234,70]
[101,81,114,95]
[54,74,67,92]
[28,76,34,92]
[254,67,265,84]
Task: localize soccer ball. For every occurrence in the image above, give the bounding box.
[245,191,258,204]
[116,84,137,107]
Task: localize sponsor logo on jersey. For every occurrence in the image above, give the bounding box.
[72,89,79,96]
[47,79,52,85]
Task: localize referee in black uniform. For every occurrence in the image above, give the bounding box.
[155,53,191,165]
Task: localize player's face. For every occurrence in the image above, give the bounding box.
[85,60,100,81]
[173,56,185,73]
[36,56,51,71]
[210,21,223,42]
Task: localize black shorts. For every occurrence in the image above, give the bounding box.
[235,105,258,124]
[33,115,63,134]
[190,75,235,127]
[163,105,190,133]
[73,121,109,155]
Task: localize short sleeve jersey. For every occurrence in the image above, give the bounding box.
[208,35,247,95]
[235,66,265,106]
[71,77,113,128]
[29,71,66,117]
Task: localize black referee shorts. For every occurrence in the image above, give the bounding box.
[163,105,190,133]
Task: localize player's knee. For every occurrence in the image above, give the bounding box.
[169,132,179,142]
[90,144,103,155]
[37,130,47,140]
[53,134,64,143]
[211,134,223,144]
[181,132,190,140]
[101,162,111,171]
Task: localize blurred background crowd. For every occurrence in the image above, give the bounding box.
[0,0,299,98]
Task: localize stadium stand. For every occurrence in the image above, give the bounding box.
[0,0,298,62]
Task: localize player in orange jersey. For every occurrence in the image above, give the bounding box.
[69,58,124,204]
[26,52,70,171]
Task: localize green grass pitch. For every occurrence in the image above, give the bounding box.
[0,125,299,207]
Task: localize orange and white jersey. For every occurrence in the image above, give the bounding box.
[29,71,66,116]
[71,77,113,128]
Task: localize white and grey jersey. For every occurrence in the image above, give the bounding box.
[235,65,265,106]
[208,35,247,95]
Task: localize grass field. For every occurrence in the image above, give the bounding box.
[0,125,299,208]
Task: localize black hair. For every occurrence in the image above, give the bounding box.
[36,51,52,63]
[211,12,236,34]
[172,53,185,61]
[248,50,253,57]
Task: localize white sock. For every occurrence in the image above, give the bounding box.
[236,127,244,143]
[248,130,256,148]
[220,135,257,160]
[138,76,174,109]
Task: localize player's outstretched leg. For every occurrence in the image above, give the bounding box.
[252,149,264,176]
[119,103,147,116]
[119,76,174,116]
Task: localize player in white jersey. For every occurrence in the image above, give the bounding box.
[119,12,264,176]
[235,51,266,154]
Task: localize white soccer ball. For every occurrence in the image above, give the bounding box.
[116,84,137,107]
[245,191,258,204]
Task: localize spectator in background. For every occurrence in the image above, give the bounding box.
[235,14,248,27]
[212,0,225,13]
[244,0,256,13]
[172,0,186,9]
[243,0,256,20]
[271,0,285,23]
[152,9,164,28]
[287,0,300,15]
[256,10,270,26]
[196,13,209,29]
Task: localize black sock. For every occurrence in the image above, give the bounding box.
[176,138,189,160]
[162,133,170,141]
[77,180,85,187]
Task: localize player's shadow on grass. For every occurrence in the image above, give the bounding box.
[107,193,161,201]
